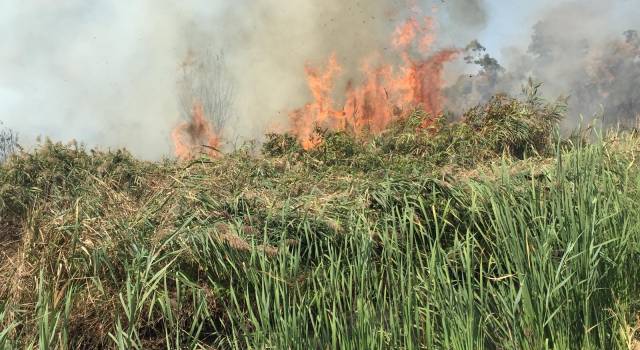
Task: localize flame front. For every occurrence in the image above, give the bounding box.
[290,12,458,149]
[171,102,221,160]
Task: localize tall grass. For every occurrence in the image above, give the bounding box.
[193,138,639,349]
[1,96,639,348]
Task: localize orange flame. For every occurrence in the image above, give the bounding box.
[290,12,457,149]
[171,102,222,160]
[393,18,419,49]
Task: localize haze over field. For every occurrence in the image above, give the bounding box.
[1,0,638,158]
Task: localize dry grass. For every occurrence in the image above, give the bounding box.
[0,94,638,349]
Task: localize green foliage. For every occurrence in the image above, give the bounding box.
[262,132,303,157]
[1,93,639,349]
[296,86,565,171]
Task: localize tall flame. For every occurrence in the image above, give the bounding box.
[171,102,221,160]
[290,12,458,149]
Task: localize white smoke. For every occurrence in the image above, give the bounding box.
[2,0,638,159]
[0,1,225,159]
[446,0,640,126]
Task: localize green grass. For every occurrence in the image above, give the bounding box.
[0,93,639,349]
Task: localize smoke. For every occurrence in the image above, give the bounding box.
[0,1,227,159]
[217,0,493,145]
[2,0,638,159]
[445,0,640,127]
[445,0,488,32]
[0,0,447,158]
[215,1,410,143]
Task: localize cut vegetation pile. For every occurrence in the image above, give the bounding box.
[1,89,639,349]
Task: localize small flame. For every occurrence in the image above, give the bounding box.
[290,11,458,149]
[171,102,221,160]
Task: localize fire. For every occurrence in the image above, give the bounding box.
[171,102,222,160]
[290,12,458,149]
[393,18,419,49]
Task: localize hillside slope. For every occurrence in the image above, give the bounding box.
[0,94,639,349]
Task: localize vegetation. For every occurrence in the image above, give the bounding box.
[0,91,639,349]
[0,122,18,164]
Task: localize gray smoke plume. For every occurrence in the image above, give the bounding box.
[0,1,200,159]
[446,0,488,32]
[445,0,640,127]
[213,0,428,144]
[185,0,492,146]
[1,0,455,158]
[2,0,638,159]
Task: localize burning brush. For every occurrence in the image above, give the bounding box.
[289,11,458,149]
[171,102,222,160]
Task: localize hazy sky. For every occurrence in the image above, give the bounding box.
[479,1,548,55]
[480,0,639,57]
[0,1,635,159]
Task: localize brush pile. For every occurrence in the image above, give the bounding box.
[0,90,639,349]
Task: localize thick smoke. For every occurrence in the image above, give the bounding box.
[0,1,199,159]
[1,0,453,158]
[2,0,638,159]
[215,0,493,144]
[214,1,418,143]
[445,0,488,32]
[445,0,640,127]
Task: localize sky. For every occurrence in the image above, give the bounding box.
[0,0,635,159]
[479,1,548,57]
